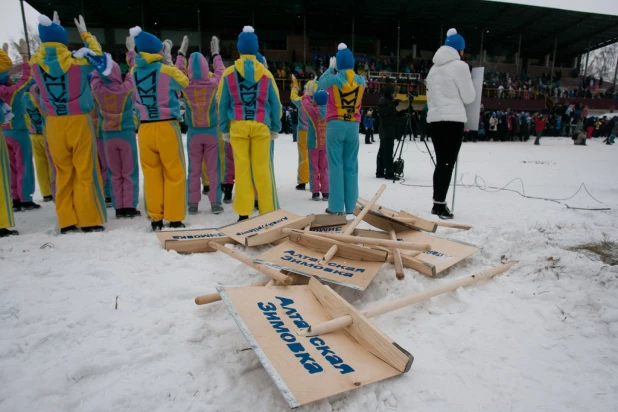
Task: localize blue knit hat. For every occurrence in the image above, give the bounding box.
[130,26,163,54]
[255,52,265,64]
[336,43,354,70]
[237,26,258,55]
[444,28,465,51]
[313,90,328,106]
[38,14,68,45]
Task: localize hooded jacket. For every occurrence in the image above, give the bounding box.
[301,94,327,150]
[131,52,189,122]
[376,84,403,141]
[30,31,101,117]
[176,53,224,129]
[426,46,475,123]
[91,52,136,132]
[318,68,365,122]
[24,84,45,134]
[217,54,282,133]
[0,63,32,131]
[290,84,309,131]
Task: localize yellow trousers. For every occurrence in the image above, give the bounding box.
[30,133,53,198]
[201,160,209,186]
[297,129,309,184]
[138,120,186,222]
[230,120,278,216]
[0,130,15,230]
[46,114,107,228]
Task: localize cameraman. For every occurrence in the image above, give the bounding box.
[376,83,406,180]
[426,28,475,219]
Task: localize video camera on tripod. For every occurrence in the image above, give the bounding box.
[391,92,418,181]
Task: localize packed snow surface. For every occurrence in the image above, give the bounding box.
[1,136,617,411]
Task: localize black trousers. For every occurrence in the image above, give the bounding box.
[365,128,374,143]
[376,138,394,177]
[431,121,464,203]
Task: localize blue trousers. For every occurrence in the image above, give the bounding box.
[326,120,359,214]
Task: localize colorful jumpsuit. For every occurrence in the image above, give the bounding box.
[91,54,140,211]
[131,51,189,222]
[91,105,111,201]
[30,32,107,228]
[0,62,35,204]
[24,85,54,199]
[318,68,365,214]
[176,52,224,206]
[218,55,282,216]
[0,99,15,231]
[290,83,309,187]
[302,95,329,195]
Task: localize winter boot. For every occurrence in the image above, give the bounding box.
[21,201,41,210]
[254,200,259,210]
[325,208,344,216]
[105,197,113,207]
[222,184,233,204]
[322,193,329,201]
[202,185,209,195]
[116,208,127,218]
[0,228,19,237]
[82,225,105,233]
[312,193,320,201]
[169,221,185,229]
[124,208,141,218]
[211,202,224,214]
[60,225,80,234]
[188,203,199,215]
[43,195,53,202]
[295,183,306,191]
[238,215,249,222]
[151,220,164,231]
[12,199,22,212]
[431,203,454,220]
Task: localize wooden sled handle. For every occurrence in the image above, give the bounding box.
[195,280,270,305]
[320,184,387,264]
[432,221,473,230]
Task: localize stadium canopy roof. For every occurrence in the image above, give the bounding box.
[27,0,618,62]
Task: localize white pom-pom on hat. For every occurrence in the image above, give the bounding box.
[447,28,457,37]
[243,26,255,33]
[129,26,142,38]
[338,43,347,51]
[39,15,52,27]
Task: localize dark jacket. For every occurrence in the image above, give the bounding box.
[377,85,400,140]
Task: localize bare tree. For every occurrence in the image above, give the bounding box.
[8,24,40,64]
[582,43,618,86]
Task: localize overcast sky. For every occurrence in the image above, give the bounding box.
[0,1,40,46]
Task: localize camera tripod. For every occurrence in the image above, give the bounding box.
[392,103,436,182]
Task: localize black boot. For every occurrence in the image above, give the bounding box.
[21,201,41,210]
[238,215,249,222]
[0,228,19,237]
[116,208,127,218]
[322,193,329,201]
[254,200,259,210]
[124,208,141,218]
[43,195,53,202]
[60,225,80,234]
[295,183,306,190]
[431,203,454,220]
[105,197,113,207]
[12,199,22,212]
[312,193,320,201]
[222,184,233,204]
[151,220,164,231]
[169,221,185,229]
[202,185,209,195]
[82,225,105,233]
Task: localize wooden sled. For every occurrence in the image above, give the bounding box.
[156,228,236,253]
[217,277,413,408]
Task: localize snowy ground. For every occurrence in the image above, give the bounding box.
[1,135,618,412]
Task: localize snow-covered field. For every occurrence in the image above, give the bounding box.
[1,135,617,412]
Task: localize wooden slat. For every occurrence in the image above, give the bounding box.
[246,214,316,246]
[356,199,438,233]
[287,230,387,262]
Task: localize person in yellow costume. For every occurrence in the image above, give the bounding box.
[290,75,317,191]
[30,13,107,233]
[0,47,17,237]
[128,27,189,231]
[217,26,282,221]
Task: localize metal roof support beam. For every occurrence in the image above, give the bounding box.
[550,36,557,85]
[396,20,400,73]
[480,29,484,65]
[19,0,31,59]
[583,40,591,78]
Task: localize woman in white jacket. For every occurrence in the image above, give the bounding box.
[426,28,475,219]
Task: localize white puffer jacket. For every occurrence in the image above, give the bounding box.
[426,46,476,123]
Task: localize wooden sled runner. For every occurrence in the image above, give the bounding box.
[217,277,413,408]
[155,228,236,253]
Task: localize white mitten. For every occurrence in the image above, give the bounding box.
[74,15,88,33]
[329,56,336,69]
[210,36,220,56]
[222,132,230,142]
[162,39,173,65]
[53,11,61,24]
[179,36,189,56]
[12,39,29,59]
[270,131,279,141]
[126,35,135,52]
